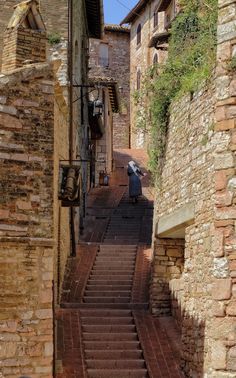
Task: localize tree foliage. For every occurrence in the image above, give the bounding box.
[133,0,218,180]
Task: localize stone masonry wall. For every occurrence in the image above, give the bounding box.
[151,0,236,376]
[209,0,236,376]
[2,27,47,74]
[89,27,130,149]
[0,63,55,377]
[151,82,216,377]
[129,1,166,148]
[0,0,68,69]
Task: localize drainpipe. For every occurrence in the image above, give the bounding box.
[68,0,76,257]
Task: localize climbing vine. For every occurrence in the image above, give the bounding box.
[133,0,218,180]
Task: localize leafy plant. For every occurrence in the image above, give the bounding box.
[228,56,236,71]
[48,32,61,45]
[133,0,218,179]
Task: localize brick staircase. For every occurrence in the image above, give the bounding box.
[79,190,152,377]
[81,309,148,377]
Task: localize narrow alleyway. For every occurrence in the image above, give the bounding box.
[56,149,183,378]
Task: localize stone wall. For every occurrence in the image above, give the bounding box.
[0,63,55,377]
[2,26,47,74]
[129,1,166,148]
[151,0,236,376]
[151,82,217,377]
[89,26,130,149]
[209,0,236,376]
[0,0,68,69]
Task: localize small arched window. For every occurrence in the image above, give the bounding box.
[153,53,158,65]
[137,24,141,46]
[137,70,141,90]
[153,8,158,28]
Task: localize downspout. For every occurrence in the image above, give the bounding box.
[68,0,76,257]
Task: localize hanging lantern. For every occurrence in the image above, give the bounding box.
[93,99,103,116]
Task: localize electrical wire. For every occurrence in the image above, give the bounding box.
[115,0,141,19]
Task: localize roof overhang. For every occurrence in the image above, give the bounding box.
[85,0,104,39]
[149,30,170,48]
[7,0,46,31]
[104,24,130,34]
[157,0,172,12]
[120,0,151,25]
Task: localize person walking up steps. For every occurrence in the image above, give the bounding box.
[127,160,145,204]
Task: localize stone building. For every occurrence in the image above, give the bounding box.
[121,0,165,148]
[89,24,130,149]
[0,0,69,68]
[0,0,103,376]
[88,76,119,186]
[150,0,236,376]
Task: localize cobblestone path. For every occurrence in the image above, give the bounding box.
[56,149,183,378]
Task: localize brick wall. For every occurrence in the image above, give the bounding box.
[89,26,130,149]
[0,0,68,69]
[2,27,47,74]
[0,63,55,377]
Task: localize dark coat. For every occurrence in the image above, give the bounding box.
[127,166,142,197]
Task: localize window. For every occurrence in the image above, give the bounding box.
[99,43,109,67]
[137,24,141,46]
[153,9,158,28]
[137,70,141,90]
[153,53,158,65]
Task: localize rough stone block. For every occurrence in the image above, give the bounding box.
[212,278,232,300]
[215,171,227,190]
[211,340,227,370]
[214,152,234,170]
[226,301,236,315]
[215,119,235,131]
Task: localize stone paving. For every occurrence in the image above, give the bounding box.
[56,149,183,378]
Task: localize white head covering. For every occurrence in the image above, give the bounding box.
[128,160,139,175]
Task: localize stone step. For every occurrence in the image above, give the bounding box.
[99,245,137,250]
[94,260,135,265]
[83,340,140,350]
[86,279,133,286]
[61,303,148,310]
[84,350,143,359]
[90,272,134,278]
[94,259,135,264]
[84,291,131,298]
[87,368,148,377]
[83,297,131,304]
[86,359,145,369]
[82,325,136,333]
[92,266,134,271]
[81,316,134,325]
[97,249,137,258]
[103,240,139,244]
[80,309,132,316]
[85,285,132,291]
[83,332,138,341]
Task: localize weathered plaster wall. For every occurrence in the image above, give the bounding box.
[89,27,130,149]
[0,63,54,377]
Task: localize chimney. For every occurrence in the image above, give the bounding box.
[1,0,47,74]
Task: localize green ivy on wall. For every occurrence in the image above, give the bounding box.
[133,0,218,182]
